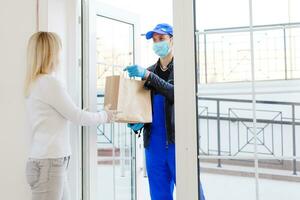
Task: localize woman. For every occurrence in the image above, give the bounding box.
[24,32,116,200]
[125,23,205,200]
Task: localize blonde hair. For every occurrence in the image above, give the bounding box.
[24,32,62,96]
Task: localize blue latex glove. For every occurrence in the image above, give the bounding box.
[127,123,144,132]
[123,65,146,78]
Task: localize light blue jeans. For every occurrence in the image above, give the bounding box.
[26,156,70,200]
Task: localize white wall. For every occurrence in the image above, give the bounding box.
[38,0,83,199]
[42,1,82,200]
[0,1,81,199]
[0,0,36,199]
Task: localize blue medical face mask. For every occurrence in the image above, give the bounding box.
[152,40,171,58]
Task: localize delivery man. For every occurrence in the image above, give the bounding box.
[124,23,205,200]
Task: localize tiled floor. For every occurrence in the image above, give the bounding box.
[201,173,300,200]
[97,165,300,200]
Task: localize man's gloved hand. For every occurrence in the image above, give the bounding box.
[123,65,147,78]
[127,123,144,132]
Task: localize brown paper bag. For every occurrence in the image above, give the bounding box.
[104,75,152,123]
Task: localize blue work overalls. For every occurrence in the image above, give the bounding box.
[145,94,205,200]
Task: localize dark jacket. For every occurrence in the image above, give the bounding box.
[142,59,174,148]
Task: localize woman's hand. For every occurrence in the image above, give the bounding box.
[104,105,120,123]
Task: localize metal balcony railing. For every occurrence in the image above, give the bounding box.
[196,22,300,83]
[198,97,300,175]
[96,94,300,176]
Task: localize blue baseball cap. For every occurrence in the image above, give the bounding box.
[145,23,173,40]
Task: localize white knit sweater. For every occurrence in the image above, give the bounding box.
[25,74,107,158]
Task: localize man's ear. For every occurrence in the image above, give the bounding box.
[170,37,174,46]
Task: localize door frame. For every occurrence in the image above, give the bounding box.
[81,1,142,200]
[173,0,200,199]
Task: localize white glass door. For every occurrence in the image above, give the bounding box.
[174,0,300,199]
[82,2,141,200]
[95,15,136,200]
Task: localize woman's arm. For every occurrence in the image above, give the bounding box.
[40,76,110,126]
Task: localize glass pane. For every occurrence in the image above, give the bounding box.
[257,158,300,200]
[197,24,300,84]
[253,1,300,199]
[197,1,300,84]
[198,98,261,200]
[196,0,249,32]
[96,17,134,91]
[252,42,300,200]
[96,15,136,200]
[286,27,300,79]
[253,29,285,81]
[198,32,251,83]
[252,0,300,26]
[196,0,258,199]
[195,0,250,86]
[200,160,256,200]
[95,1,173,199]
